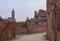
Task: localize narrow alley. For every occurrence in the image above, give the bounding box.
[9,33,48,41]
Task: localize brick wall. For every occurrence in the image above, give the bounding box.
[0,19,16,41]
[46,0,60,41]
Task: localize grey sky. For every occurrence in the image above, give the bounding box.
[0,0,46,22]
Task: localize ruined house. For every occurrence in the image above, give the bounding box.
[26,9,46,33]
[46,0,60,41]
[0,9,16,41]
[7,9,16,38]
[0,16,7,40]
[34,9,46,32]
[15,9,46,34]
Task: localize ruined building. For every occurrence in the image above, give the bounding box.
[0,9,16,41]
[26,9,46,33]
[15,9,46,34]
[7,9,16,38]
[7,9,16,22]
[46,0,60,41]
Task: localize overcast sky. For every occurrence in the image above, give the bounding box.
[0,0,46,22]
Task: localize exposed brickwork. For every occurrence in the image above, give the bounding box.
[0,9,46,41]
[26,9,46,33]
[0,19,16,41]
[15,9,46,34]
[46,0,60,41]
[0,9,16,41]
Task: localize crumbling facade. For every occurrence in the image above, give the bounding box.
[46,0,60,41]
[26,9,46,33]
[7,9,16,39]
[0,9,16,41]
[15,9,46,34]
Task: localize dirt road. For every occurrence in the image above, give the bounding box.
[9,33,48,41]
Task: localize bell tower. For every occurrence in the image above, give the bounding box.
[12,9,15,19]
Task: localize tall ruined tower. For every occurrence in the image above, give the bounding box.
[12,9,15,19]
[34,11,38,22]
[34,11,37,17]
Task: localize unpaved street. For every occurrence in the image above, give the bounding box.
[9,33,48,41]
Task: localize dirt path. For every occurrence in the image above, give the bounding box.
[9,33,48,41]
